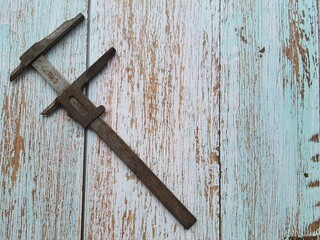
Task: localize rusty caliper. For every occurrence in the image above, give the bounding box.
[10,13,196,229]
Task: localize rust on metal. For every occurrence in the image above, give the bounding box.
[10,13,84,81]
[10,13,196,229]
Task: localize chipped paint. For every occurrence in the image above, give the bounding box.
[290,237,320,240]
[11,118,25,185]
[308,181,320,188]
[220,0,319,239]
[312,154,320,162]
[284,19,311,98]
[310,134,320,143]
[308,219,320,234]
[1,0,319,239]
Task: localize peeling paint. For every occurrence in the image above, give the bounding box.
[308,219,320,233]
[283,1,315,99]
[2,0,318,239]
[235,26,248,44]
[290,237,320,240]
[312,154,320,162]
[220,0,319,239]
[308,180,320,188]
[310,134,320,143]
[11,121,25,185]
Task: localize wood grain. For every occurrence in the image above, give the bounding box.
[1,0,319,239]
[0,2,87,239]
[84,0,220,239]
[220,0,320,239]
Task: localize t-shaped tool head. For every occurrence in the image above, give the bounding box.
[10,13,84,81]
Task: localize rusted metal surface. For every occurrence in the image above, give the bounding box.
[10,13,196,229]
[10,13,84,82]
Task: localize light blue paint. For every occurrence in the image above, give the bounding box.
[0,23,9,239]
[221,0,319,239]
[1,0,319,239]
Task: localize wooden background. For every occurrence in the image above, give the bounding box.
[0,0,319,239]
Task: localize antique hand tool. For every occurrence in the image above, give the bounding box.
[10,13,196,229]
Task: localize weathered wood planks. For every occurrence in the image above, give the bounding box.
[220,0,320,239]
[84,0,220,239]
[1,0,319,239]
[0,2,87,239]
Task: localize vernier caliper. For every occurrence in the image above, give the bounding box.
[10,13,196,229]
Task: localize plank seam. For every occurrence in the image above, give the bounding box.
[80,1,91,239]
[218,0,222,239]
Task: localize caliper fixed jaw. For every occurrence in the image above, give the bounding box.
[10,13,85,82]
[9,11,115,129]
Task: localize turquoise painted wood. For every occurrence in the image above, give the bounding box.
[220,0,320,239]
[0,1,87,239]
[0,0,319,239]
